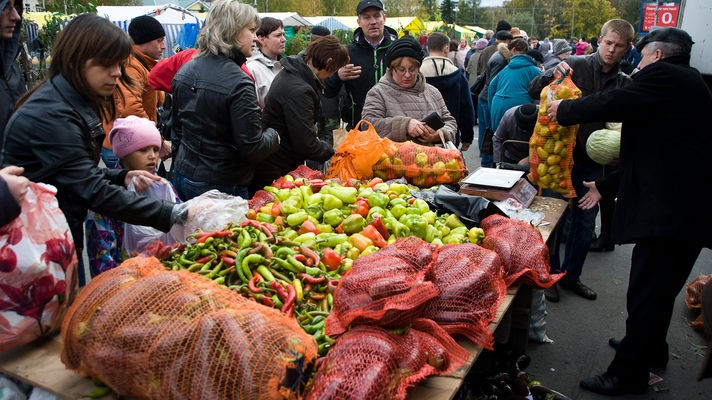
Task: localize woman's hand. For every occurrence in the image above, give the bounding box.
[159,140,172,160]
[125,170,163,193]
[578,181,602,210]
[546,99,562,123]
[0,166,29,204]
[407,119,428,139]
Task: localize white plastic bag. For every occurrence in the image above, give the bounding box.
[170,190,248,242]
[122,178,178,255]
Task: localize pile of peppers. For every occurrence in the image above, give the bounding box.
[163,176,486,356]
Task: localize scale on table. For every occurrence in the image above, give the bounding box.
[458,167,538,207]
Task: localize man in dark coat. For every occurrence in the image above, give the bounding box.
[0,0,26,139]
[547,27,712,396]
[323,0,398,129]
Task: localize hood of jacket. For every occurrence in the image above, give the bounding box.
[496,42,513,62]
[248,48,280,67]
[352,25,398,49]
[279,55,324,93]
[508,54,538,70]
[0,0,22,77]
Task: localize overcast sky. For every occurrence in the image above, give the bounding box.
[479,0,505,7]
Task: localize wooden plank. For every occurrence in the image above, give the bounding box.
[0,334,110,400]
[528,196,568,244]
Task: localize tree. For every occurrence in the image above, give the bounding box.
[555,0,617,40]
[422,0,439,21]
[440,0,456,24]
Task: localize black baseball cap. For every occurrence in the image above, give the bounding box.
[636,27,694,54]
[357,0,384,15]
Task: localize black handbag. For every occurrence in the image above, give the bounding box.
[470,73,486,97]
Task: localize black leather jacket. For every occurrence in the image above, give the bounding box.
[171,52,279,186]
[0,75,174,249]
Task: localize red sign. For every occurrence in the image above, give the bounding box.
[642,3,680,32]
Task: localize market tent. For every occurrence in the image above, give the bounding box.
[259,12,312,27]
[465,25,487,36]
[451,24,478,41]
[386,16,426,37]
[423,21,445,32]
[327,16,359,31]
[304,16,351,32]
[96,4,202,56]
[24,12,59,29]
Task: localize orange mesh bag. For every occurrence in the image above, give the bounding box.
[527,72,582,198]
[686,274,712,309]
[60,256,317,400]
[420,244,506,350]
[325,237,438,337]
[372,140,467,187]
[326,120,389,181]
[480,214,564,288]
[305,319,469,400]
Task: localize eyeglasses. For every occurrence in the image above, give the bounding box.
[393,66,418,76]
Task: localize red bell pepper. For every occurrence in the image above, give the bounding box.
[321,248,341,271]
[361,224,387,248]
[370,215,390,239]
[352,197,370,218]
[298,220,319,235]
[270,201,282,218]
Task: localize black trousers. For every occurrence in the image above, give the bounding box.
[607,237,702,382]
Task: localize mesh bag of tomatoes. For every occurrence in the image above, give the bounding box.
[305,319,469,400]
[527,72,582,198]
[372,140,468,187]
[420,244,507,350]
[60,257,317,400]
[480,214,565,288]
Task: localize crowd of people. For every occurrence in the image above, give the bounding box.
[0,0,710,396]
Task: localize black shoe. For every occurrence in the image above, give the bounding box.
[608,337,669,369]
[580,372,647,396]
[559,280,597,300]
[590,237,614,252]
[544,284,560,302]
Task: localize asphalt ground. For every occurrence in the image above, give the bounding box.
[461,129,712,400]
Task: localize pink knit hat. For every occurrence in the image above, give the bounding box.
[109,115,162,158]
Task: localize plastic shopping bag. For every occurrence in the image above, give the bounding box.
[122,178,179,256]
[0,182,78,351]
[170,190,249,242]
[326,120,389,181]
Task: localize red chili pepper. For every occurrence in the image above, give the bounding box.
[361,224,387,248]
[241,220,274,241]
[300,244,321,267]
[215,230,231,238]
[327,279,339,293]
[261,295,275,307]
[353,197,370,218]
[269,280,289,301]
[196,232,216,243]
[321,248,341,271]
[248,274,264,293]
[270,201,282,218]
[196,255,212,265]
[222,256,236,266]
[366,177,384,188]
[298,220,319,235]
[281,283,296,315]
[293,254,307,263]
[297,273,325,284]
[370,215,390,239]
[408,197,416,205]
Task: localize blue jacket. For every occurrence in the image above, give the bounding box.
[424,68,475,145]
[488,54,540,132]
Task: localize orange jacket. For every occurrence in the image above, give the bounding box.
[103,46,165,149]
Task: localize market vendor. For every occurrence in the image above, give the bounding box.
[361,36,457,146]
[547,27,712,396]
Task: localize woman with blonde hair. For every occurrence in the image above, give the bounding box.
[171,0,280,200]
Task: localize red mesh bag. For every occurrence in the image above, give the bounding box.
[288,165,326,180]
[421,244,507,349]
[60,257,317,400]
[248,189,275,210]
[325,237,438,337]
[305,319,468,400]
[480,214,564,288]
[372,140,468,187]
[686,274,712,309]
[527,72,582,198]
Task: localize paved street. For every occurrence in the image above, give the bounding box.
[461,129,712,399]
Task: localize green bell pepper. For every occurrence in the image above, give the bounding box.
[367,192,389,209]
[282,195,303,215]
[322,186,358,204]
[286,211,309,227]
[323,208,344,227]
[322,193,344,211]
[390,204,407,219]
[399,214,428,239]
[341,214,365,234]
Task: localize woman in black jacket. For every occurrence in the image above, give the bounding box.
[171,0,280,200]
[0,14,188,285]
[252,35,349,191]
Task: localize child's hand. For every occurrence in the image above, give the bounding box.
[125,170,162,193]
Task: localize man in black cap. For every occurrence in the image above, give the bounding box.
[102,15,167,167]
[323,0,398,129]
[492,103,536,165]
[547,26,712,396]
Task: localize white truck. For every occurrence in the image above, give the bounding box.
[678,0,712,82]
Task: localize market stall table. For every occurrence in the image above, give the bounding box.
[0,196,567,400]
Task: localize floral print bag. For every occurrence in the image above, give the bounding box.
[0,182,78,351]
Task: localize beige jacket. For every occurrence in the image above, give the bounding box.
[361,72,456,145]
